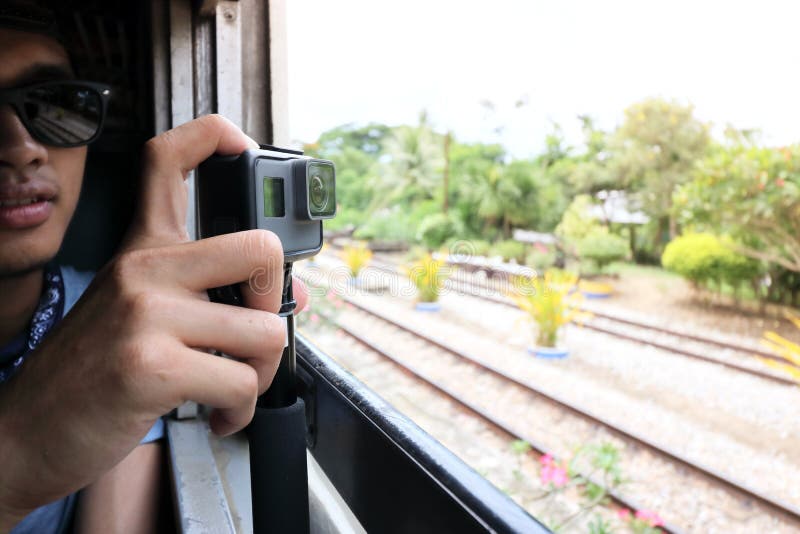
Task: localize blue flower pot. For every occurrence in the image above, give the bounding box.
[528,346,569,359]
[581,291,611,299]
[415,302,442,312]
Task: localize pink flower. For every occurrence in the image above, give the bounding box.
[549,466,568,487]
[539,464,569,487]
[326,291,337,301]
[310,314,320,324]
[616,508,632,520]
[635,510,664,527]
[539,453,554,467]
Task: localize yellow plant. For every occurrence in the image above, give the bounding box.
[403,254,449,303]
[509,269,590,348]
[761,315,800,383]
[341,242,372,278]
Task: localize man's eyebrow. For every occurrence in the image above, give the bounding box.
[11,64,75,86]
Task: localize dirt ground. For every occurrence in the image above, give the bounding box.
[595,269,800,344]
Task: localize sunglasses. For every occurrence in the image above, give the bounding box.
[0,80,111,148]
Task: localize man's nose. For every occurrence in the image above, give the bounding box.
[0,106,49,170]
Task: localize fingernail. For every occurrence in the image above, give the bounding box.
[245,135,259,149]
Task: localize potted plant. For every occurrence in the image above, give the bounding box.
[509,269,588,358]
[341,242,373,285]
[404,254,449,311]
[575,228,629,298]
[577,279,614,299]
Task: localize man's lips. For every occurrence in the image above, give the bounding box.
[0,176,59,230]
[0,199,54,229]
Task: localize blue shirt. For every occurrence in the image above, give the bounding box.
[3,266,164,534]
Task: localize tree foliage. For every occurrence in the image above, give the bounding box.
[377,112,444,207]
[676,143,800,272]
[611,99,709,238]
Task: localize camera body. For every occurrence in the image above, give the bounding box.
[197,146,336,261]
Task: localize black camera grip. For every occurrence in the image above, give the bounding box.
[207,284,244,306]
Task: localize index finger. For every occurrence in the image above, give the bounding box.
[134,230,285,313]
[125,115,259,251]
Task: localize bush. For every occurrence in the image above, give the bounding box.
[417,213,460,250]
[662,233,761,290]
[555,195,597,245]
[441,238,492,261]
[576,228,630,272]
[525,247,557,271]
[354,208,416,242]
[470,240,492,257]
[491,240,528,263]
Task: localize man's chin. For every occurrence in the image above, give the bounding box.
[0,222,68,278]
[0,256,55,279]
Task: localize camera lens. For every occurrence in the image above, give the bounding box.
[309,174,328,211]
[306,161,336,218]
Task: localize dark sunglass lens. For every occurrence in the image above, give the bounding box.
[24,84,102,146]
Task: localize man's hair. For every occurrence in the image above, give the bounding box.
[0,1,62,44]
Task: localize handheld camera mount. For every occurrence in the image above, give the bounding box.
[197,145,336,534]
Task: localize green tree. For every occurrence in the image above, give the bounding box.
[610,98,710,246]
[376,112,444,207]
[567,115,617,194]
[676,142,800,273]
[305,123,391,229]
[307,122,390,157]
[448,140,506,237]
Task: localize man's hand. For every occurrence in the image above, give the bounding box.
[0,115,306,527]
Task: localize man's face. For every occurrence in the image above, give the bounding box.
[0,28,86,276]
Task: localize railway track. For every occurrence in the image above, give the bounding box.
[297,272,800,531]
[320,251,796,387]
[310,318,684,534]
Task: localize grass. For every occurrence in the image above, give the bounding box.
[603,261,683,281]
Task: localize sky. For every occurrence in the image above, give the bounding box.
[287,0,800,158]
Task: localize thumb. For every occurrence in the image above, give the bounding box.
[121,114,258,252]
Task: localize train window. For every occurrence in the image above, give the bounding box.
[288,2,800,533]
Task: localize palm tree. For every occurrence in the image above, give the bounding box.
[373,111,443,208]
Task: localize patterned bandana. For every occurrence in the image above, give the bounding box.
[0,265,65,383]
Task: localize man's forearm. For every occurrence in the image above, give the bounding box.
[74,443,164,534]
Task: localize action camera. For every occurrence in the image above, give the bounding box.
[197,145,336,261]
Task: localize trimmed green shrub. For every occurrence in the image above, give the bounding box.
[417,213,461,250]
[662,233,761,290]
[354,209,415,242]
[525,248,557,271]
[468,239,492,257]
[576,228,630,273]
[491,240,528,263]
